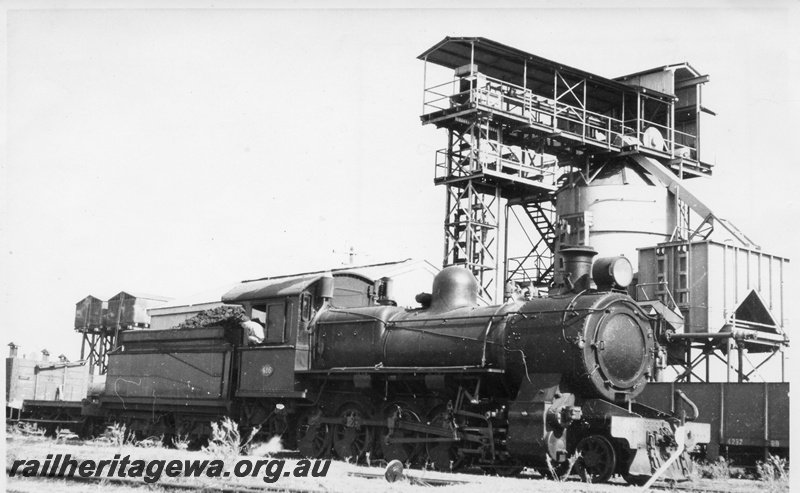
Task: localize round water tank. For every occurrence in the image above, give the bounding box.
[555,158,675,268]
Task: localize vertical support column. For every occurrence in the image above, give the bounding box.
[636,93,642,142]
[726,337,733,383]
[764,383,770,460]
[443,181,452,265]
[80,329,87,360]
[582,80,587,142]
[719,383,726,460]
[494,186,504,302]
[696,84,702,161]
[669,99,675,157]
[552,70,558,132]
[686,345,691,383]
[503,201,511,292]
[737,344,744,383]
[422,56,427,114]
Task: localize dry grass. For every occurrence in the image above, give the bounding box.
[203,417,260,462]
[755,455,789,492]
[6,432,782,493]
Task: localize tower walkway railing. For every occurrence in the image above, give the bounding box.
[422,73,700,166]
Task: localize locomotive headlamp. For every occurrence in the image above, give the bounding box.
[592,256,634,289]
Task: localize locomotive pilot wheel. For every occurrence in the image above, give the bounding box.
[575,434,617,483]
[332,404,373,463]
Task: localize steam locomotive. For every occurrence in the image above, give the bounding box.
[16,247,710,485]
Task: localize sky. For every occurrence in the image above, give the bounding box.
[2,1,799,363]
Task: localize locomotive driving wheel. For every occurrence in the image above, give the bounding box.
[332,404,373,463]
[296,408,331,458]
[575,434,617,483]
[381,403,423,465]
[425,407,464,471]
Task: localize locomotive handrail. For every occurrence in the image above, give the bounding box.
[301,366,503,373]
[481,304,509,367]
[674,389,699,423]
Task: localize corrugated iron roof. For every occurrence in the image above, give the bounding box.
[75,295,105,304]
[222,273,323,303]
[615,62,703,82]
[221,259,438,304]
[418,36,675,103]
[107,291,172,302]
[242,258,425,283]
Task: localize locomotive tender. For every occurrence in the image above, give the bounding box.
[38,249,709,485]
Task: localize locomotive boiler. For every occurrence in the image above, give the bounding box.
[315,264,654,402]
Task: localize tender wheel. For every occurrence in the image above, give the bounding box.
[381,403,423,464]
[425,407,464,471]
[575,434,617,483]
[296,408,331,458]
[332,404,373,463]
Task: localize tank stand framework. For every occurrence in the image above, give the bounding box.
[667,335,786,383]
[443,179,501,301]
[78,327,121,375]
[436,117,561,302]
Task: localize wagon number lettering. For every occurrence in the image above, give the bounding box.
[727,438,744,446]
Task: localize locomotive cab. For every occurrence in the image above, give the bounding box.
[221,270,376,399]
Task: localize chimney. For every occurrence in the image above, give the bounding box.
[8,342,18,358]
[41,349,50,362]
[58,354,69,363]
[558,246,598,293]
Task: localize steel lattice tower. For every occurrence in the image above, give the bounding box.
[419,37,714,303]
